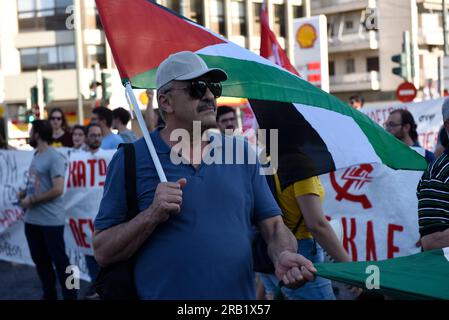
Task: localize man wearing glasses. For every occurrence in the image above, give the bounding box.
[93,51,316,299]
[384,109,435,164]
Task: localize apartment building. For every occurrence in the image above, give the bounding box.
[311,0,447,104]
[0,0,308,132]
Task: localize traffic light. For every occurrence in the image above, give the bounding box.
[101,72,111,104]
[391,53,410,80]
[43,77,54,104]
[391,31,412,81]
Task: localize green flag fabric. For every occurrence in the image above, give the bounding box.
[315,247,449,300]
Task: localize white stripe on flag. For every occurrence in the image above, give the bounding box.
[444,247,449,262]
[293,103,381,168]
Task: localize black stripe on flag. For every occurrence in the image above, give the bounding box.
[249,99,336,190]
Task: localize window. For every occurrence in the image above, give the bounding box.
[210,0,225,35]
[190,0,204,26]
[231,1,246,36]
[165,0,180,13]
[17,0,73,31]
[328,22,335,37]
[329,61,335,76]
[292,5,303,19]
[345,20,354,30]
[87,45,106,68]
[20,44,76,71]
[345,58,355,73]
[253,2,262,36]
[273,4,286,38]
[366,57,379,72]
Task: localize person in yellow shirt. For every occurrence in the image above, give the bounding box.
[259,174,351,300]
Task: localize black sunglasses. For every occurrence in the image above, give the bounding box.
[168,80,222,99]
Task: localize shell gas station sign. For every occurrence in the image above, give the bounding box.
[293,15,329,92]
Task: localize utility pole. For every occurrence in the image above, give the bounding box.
[444,0,448,55]
[36,68,44,119]
[74,0,84,125]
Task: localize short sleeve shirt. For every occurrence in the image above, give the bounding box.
[274,175,324,240]
[25,147,67,226]
[95,130,281,299]
[101,133,124,150]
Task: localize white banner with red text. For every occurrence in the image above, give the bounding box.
[0,149,114,280]
[320,163,422,261]
[1,150,422,276]
[362,98,444,151]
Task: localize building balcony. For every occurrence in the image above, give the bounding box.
[311,0,370,15]
[330,70,380,92]
[328,30,378,53]
[418,13,444,46]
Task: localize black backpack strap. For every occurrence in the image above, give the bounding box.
[121,143,138,220]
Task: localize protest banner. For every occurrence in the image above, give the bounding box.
[362,98,444,151]
[320,163,422,261]
[0,149,114,280]
[0,149,423,272]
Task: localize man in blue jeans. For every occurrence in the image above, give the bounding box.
[18,120,76,300]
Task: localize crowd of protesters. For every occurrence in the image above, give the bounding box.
[1,78,448,300]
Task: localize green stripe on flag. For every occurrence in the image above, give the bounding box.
[129,54,427,171]
[315,249,449,300]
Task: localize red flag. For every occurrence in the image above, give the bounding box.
[260,6,300,76]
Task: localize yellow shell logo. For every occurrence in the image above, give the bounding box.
[296,23,317,49]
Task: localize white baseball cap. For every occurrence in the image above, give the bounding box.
[156,51,228,90]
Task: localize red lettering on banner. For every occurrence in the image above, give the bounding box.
[67,158,108,188]
[68,217,94,249]
[67,161,77,188]
[365,220,377,261]
[78,161,86,187]
[87,159,97,187]
[387,224,403,258]
[69,218,82,247]
[78,219,91,248]
[341,217,357,261]
[99,159,107,187]
[0,209,25,228]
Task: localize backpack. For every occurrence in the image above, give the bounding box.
[94,143,139,300]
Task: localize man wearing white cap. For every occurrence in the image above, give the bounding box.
[93,51,316,299]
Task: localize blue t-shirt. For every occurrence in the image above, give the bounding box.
[101,133,123,150]
[95,130,281,299]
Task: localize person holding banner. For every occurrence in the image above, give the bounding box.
[93,51,316,299]
[417,99,449,251]
[17,120,76,300]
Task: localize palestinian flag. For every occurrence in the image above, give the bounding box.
[315,247,449,300]
[96,0,427,182]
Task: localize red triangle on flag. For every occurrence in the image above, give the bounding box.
[96,0,225,79]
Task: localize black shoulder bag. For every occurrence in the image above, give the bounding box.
[95,143,139,300]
